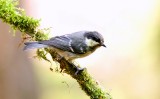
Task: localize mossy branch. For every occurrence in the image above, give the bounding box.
[0,0,112,99]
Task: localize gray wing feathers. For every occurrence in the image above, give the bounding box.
[41,35,87,54]
[40,36,74,52]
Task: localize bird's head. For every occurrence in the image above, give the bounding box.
[84,31,106,48]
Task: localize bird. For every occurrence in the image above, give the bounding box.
[24,31,106,74]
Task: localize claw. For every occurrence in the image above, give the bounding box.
[74,67,85,75]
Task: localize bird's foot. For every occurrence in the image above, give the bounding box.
[74,67,86,75]
[69,61,86,75]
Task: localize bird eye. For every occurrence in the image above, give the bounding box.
[92,37,100,43]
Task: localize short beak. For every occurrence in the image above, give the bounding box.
[101,44,106,47]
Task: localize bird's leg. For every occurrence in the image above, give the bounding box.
[70,61,85,75]
[58,56,85,75]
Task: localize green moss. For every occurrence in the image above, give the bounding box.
[34,28,50,41]
[36,49,50,62]
[0,0,40,36]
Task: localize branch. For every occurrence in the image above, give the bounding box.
[0,0,112,99]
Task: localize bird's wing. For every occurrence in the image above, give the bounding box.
[39,35,86,54]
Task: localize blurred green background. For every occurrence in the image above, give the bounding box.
[0,0,160,99]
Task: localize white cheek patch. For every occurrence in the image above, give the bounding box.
[85,38,99,47]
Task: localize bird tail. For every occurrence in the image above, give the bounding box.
[23,42,48,50]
